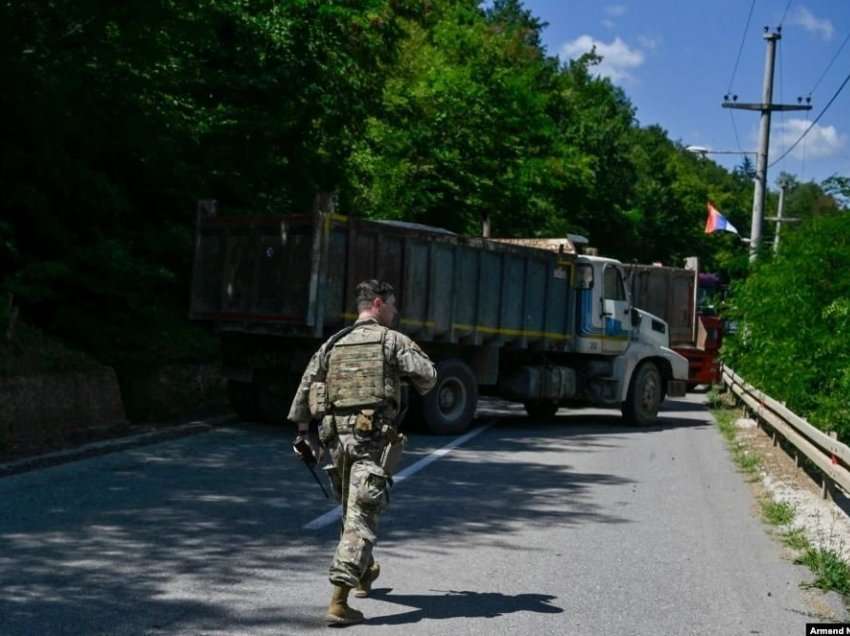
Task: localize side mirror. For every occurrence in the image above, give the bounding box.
[631,307,642,327]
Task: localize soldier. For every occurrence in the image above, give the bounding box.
[289,279,437,626]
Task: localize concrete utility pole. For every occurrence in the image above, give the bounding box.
[765,176,800,253]
[722,28,811,263]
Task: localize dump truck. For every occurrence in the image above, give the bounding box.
[623,260,722,389]
[190,202,688,434]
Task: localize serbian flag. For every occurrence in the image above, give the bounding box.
[705,201,739,234]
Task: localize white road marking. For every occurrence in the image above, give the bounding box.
[303,423,491,530]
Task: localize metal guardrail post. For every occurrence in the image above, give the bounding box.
[720,364,850,498]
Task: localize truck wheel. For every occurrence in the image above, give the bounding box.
[422,359,478,435]
[622,362,662,426]
[227,380,260,422]
[524,401,559,420]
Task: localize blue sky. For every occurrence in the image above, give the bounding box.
[522,0,850,187]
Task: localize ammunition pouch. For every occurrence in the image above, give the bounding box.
[308,382,327,419]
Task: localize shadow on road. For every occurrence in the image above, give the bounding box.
[0,396,712,634]
[366,587,563,624]
[478,395,711,432]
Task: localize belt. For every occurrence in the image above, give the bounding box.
[332,414,396,435]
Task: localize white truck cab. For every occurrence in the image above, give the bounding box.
[573,255,689,423]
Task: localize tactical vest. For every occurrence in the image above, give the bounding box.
[325,323,400,411]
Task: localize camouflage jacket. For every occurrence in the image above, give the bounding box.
[287,318,437,425]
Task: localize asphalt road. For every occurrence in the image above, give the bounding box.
[1,395,845,635]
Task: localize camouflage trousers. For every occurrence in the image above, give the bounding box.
[323,417,392,589]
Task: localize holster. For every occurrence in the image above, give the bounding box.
[379,432,406,476]
[322,463,342,501]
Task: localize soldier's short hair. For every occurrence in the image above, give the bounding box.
[355,279,395,310]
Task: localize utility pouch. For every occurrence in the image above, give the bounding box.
[318,416,336,445]
[308,382,327,418]
[354,408,375,434]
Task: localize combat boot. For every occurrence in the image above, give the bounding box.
[353,561,380,598]
[326,584,364,626]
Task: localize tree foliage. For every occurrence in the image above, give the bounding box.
[723,214,850,438]
[1,0,410,366]
[1,0,846,374]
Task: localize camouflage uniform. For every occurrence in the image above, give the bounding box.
[288,317,437,588]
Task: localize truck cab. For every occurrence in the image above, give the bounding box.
[571,254,689,413]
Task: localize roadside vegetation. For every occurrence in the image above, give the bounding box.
[709,391,760,479]
[722,212,850,441]
[3,0,846,379]
[709,389,850,601]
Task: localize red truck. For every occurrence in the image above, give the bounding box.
[623,260,722,390]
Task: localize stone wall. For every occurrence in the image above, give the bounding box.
[0,368,128,455]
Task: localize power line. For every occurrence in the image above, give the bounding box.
[729,109,743,152]
[808,30,850,97]
[778,0,794,27]
[769,68,850,168]
[727,0,757,95]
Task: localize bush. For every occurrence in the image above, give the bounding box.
[723,213,850,439]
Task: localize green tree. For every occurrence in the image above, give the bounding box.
[1,0,411,368]
[822,175,850,208]
[344,0,587,236]
[724,213,850,437]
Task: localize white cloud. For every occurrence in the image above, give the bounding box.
[789,7,834,40]
[602,18,616,30]
[637,35,659,50]
[560,35,645,83]
[772,119,846,160]
[605,4,627,17]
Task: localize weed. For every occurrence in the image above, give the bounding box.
[737,449,761,474]
[761,499,795,526]
[783,528,809,551]
[797,547,850,596]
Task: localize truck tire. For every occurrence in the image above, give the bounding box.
[524,401,559,420]
[621,362,662,426]
[227,380,260,422]
[422,358,478,435]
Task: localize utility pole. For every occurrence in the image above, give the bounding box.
[722,27,811,263]
[765,175,800,253]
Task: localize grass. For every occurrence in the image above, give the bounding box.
[783,528,809,551]
[797,547,850,596]
[761,499,795,526]
[709,386,850,601]
[709,390,760,477]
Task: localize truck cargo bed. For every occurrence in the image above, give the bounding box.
[191,209,578,351]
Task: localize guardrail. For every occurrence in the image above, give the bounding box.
[720,364,850,499]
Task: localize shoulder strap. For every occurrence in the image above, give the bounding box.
[318,325,358,376]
